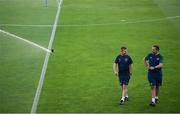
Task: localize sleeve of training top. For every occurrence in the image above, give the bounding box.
[159,55,163,63]
[115,56,119,64]
[145,54,149,61]
[128,56,133,64]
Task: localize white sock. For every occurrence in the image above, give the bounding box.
[125,94,128,98]
[121,96,125,101]
[155,96,158,99]
[152,97,155,103]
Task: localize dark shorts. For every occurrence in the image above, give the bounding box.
[148,72,162,86]
[118,75,130,86]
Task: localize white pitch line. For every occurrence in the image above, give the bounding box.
[0,15,180,28]
[56,0,60,5]
[0,24,53,27]
[30,0,63,113]
[167,15,180,19]
[0,29,51,53]
[59,15,180,27]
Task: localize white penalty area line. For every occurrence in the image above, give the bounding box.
[30,0,63,113]
[0,15,180,28]
[0,29,51,53]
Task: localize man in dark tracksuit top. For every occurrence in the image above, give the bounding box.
[113,47,133,105]
[144,45,163,107]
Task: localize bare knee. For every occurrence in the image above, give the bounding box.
[151,86,156,90]
[122,85,127,90]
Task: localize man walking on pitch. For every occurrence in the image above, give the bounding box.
[144,45,163,107]
[113,47,133,105]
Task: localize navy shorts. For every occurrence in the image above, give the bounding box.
[148,72,162,86]
[118,75,130,86]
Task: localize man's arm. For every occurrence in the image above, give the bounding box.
[155,55,163,69]
[155,63,163,69]
[113,63,118,76]
[143,57,163,70]
[148,63,163,70]
[144,57,150,69]
[129,64,133,76]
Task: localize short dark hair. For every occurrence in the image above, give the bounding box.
[121,46,127,50]
[153,45,160,51]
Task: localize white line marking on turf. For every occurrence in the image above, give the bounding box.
[59,15,180,27]
[0,24,53,27]
[56,0,60,5]
[0,15,180,27]
[30,0,63,113]
[0,29,51,53]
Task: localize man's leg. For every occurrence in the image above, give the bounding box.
[155,75,162,103]
[125,77,130,101]
[150,85,156,106]
[123,85,127,98]
[120,84,126,105]
[124,85,128,101]
[148,73,156,106]
[155,86,159,103]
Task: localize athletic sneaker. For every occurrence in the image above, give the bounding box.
[125,97,128,101]
[155,98,159,103]
[120,100,125,105]
[149,102,156,107]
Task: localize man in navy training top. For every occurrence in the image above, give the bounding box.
[144,45,163,107]
[113,46,133,105]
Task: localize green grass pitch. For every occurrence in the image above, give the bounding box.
[0,0,180,113]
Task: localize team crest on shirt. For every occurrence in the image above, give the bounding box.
[118,58,121,62]
[125,58,128,62]
[157,58,160,61]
